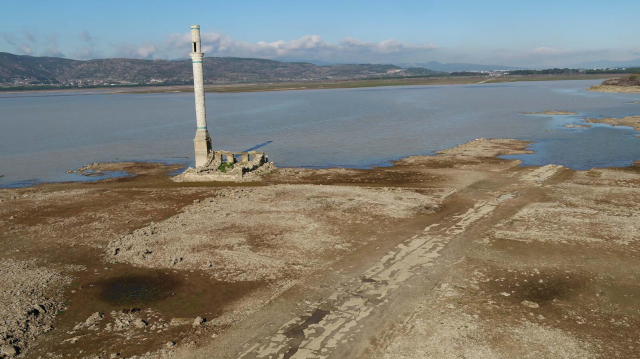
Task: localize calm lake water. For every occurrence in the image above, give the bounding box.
[1,79,639,187]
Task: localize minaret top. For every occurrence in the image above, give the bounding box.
[190,25,202,53]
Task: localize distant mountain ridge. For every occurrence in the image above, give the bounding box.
[575,59,640,69]
[0,52,441,87]
[399,61,525,72]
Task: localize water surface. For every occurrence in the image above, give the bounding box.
[1,80,639,186]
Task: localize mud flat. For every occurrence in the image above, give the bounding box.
[585,115,640,131]
[2,138,640,358]
[564,124,591,128]
[587,84,640,94]
[522,110,578,115]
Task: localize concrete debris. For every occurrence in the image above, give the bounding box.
[172,151,276,182]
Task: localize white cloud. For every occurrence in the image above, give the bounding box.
[1,33,35,55]
[73,46,102,60]
[41,35,65,58]
[163,31,437,62]
[2,33,17,46]
[136,42,158,59]
[340,37,436,54]
[18,44,32,55]
[530,47,562,55]
[23,31,36,43]
[79,30,92,43]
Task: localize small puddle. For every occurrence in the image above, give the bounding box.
[96,273,181,306]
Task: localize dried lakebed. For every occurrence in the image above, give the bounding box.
[1,138,640,358]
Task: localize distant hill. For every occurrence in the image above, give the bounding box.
[576,59,640,69]
[399,61,524,72]
[279,59,347,66]
[0,52,442,87]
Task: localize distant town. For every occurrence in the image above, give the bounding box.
[1,51,638,91]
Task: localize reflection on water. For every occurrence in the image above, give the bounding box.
[1,80,639,186]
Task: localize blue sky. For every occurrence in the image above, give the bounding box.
[2,0,639,67]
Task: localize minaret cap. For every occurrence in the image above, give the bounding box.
[191,25,201,52]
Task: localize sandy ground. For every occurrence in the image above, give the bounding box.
[1,136,640,358]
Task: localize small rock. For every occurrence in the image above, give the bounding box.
[192,316,205,328]
[166,341,175,348]
[133,319,148,329]
[500,292,510,297]
[74,312,104,331]
[1,345,17,357]
[62,336,82,344]
[521,300,540,308]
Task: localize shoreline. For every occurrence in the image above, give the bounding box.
[5,107,640,190]
[1,74,620,96]
[4,107,640,189]
[2,132,637,190]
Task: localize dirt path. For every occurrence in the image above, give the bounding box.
[186,146,566,359]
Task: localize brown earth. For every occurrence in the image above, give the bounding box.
[1,139,640,359]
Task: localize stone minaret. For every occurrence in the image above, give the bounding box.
[190,25,212,167]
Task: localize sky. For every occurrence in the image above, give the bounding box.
[1,0,640,68]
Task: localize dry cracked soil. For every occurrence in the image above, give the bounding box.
[1,138,640,359]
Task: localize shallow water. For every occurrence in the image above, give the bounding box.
[1,80,639,186]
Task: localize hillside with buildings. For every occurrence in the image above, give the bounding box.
[0,52,440,88]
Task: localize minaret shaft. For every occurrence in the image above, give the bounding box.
[190,25,212,167]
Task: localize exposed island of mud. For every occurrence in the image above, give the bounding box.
[522,110,578,115]
[585,115,640,131]
[587,85,640,94]
[588,75,640,94]
[2,138,640,359]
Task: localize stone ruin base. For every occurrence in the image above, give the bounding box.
[172,150,276,182]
